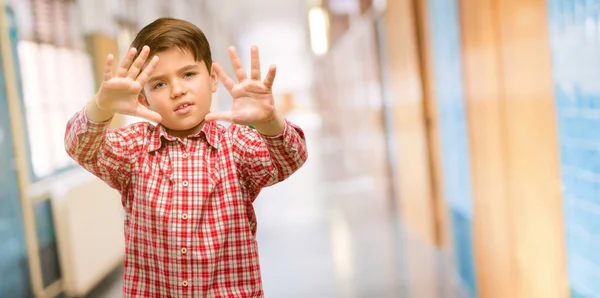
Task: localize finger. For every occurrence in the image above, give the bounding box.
[263,64,277,89]
[241,80,271,94]
[250,46,261,81]
[103,54,114,82]
[228,46,248,82]
[135,55,159,86]
[116,47,137,77]
[127,45,150,79]
[134,104,162,123]
[213,62,235,92]
[205,111,234,123]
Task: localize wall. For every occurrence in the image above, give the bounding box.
[0,6,31,296]
[313,10,390,186]
[548,1,600,297]
[380,1,445,297]
[460,0,568,297]
[383,0,571,296]
[425,0,476,294]
[44,171,125,296]
[382,0,437,247]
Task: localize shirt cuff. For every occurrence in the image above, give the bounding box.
[79,106,112,133]
[260,118,298,148]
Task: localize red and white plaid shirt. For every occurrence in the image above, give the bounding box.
[64,109,307,297]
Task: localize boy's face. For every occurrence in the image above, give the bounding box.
[140,47,217,136]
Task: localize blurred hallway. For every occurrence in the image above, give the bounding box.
[3,0,600,297]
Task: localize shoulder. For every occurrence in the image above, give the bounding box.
[107,121,158,152]
[207,122,263,155]
[221,123,263,144]
[110,121,154,137]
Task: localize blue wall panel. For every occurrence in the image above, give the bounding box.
[549,1,600,296]
[0,6,32,298]
[427,0,476,295]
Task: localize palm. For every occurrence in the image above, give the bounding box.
[95,46,162,123]
[100,78,142,112]
[205,46,277,125]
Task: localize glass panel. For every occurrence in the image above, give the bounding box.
[0,6,32,297]
[34,199,61,288]
[548,0,600,296]
[428,0,476,295]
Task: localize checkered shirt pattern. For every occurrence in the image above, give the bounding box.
[64,109,308,297]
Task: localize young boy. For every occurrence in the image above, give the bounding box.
[64,17,307,297]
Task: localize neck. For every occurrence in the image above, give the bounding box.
[165,120,206,139]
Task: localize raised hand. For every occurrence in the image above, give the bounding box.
[95,45,162,123]
[205,46,278,126]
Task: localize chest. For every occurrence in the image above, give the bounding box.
[128,140,246,230]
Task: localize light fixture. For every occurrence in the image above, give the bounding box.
[308,6,329,56]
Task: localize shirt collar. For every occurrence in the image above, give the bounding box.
[147,121,221,152]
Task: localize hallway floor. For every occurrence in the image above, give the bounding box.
[86,112,469,298]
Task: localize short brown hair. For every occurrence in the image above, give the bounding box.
[130,17,212,71]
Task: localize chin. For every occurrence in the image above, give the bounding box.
[168,118,204,130]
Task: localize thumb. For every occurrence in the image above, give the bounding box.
[205,111,234,123]
[134,104,162,123]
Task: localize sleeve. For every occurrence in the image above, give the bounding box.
[233,119,308,194]
[64,108,143,192]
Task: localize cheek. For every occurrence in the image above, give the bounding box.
[146,95,170,111]
[190,78,213,95]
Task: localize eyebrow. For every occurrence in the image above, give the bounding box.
[148,64,200,83]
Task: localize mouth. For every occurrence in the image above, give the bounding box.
[174,101,193,112]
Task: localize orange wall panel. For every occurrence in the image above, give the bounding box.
[384,0,436,247]
[413,0,452,252]
[460,0,569,297]
[459,0,515,296]
[495,0,567,296]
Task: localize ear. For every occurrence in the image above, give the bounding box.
[210,64,218,93]
[138,93,150,107]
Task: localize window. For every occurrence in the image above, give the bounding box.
[13,0,95,180]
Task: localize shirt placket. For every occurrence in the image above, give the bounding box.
[171,139,193,295]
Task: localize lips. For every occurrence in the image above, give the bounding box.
[174,101,193,112]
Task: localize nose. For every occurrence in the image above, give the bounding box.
[170,79,187,99]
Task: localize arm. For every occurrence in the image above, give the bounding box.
[64,104,137,192]
[206,45,308,192]
[235,116,308,191]
[65,46,161,191]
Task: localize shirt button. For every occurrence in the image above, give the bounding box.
[181,247,187,254]
[182,180,189,187]
[182,153,189,158]
[182,280,188,287]
[181,213,188,220]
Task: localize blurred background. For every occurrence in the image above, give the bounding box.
[0,0,595,297]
